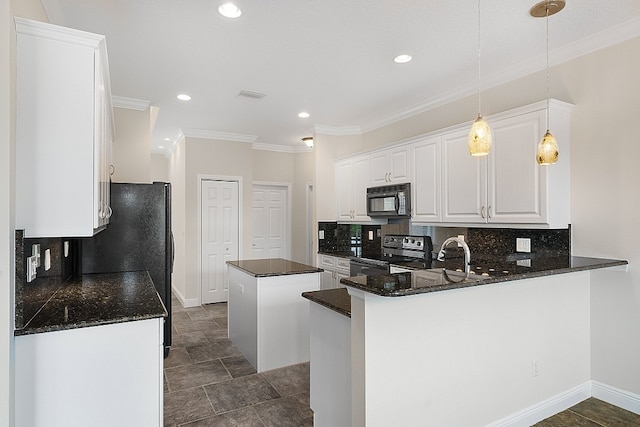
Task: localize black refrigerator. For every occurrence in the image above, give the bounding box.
[82,182,173,356]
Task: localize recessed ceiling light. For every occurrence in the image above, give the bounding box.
[219,3,242,18]
[164,137,171,141]
[394,54,412,64]
[298,112,310,118]
[177,94,191,101]
[158,145,164,149]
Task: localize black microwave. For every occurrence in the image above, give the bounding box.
[366,183,411,217]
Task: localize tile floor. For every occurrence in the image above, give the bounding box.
[535,397,640,426]
[163,296,313,426]
[165,297,639,426]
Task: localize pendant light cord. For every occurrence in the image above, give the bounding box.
[545,2,550,131]
[477,0,482,115]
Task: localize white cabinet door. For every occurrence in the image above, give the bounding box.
[411,136,441,223]
[336,160,354,222]
[442,128,487,223]
[335,155,371,222]
[352,156,371,221]
[488,110,547,224]
[370,146,410,186]
[15,18,114,237]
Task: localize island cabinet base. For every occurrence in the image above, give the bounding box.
[15,318,164,427]
[348,271,592,427]
[227,265,320,372]
[309,303,351,427]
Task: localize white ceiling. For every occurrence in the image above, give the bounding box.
[40,0,640,154]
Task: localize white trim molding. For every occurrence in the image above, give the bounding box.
[486,381,640,426]
[181,128,257,143]
[171,285,199,309]
[592,381,640,416]
[313,124,362,136]
[112,96,151,111]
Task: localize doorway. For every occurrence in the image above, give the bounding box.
[251,183,290,259]
[200,179,239,304]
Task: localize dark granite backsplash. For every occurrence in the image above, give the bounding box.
[466,226,570,256]
[319,222,571,259]
[15,230,80,329]
[318,222,381,258]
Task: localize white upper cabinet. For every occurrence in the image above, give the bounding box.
[336,155,371,223]
[442,100,572,227]
[370,145,410,186]
[410,136,441,223]
[15,18,115,237]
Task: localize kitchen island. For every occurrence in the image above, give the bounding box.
[227,258,322,372]
[15,270,167,427]
[305,255,628,427]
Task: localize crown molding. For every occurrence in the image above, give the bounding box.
[112,96,151,111]
[252,142,313,153]
[181,129,257,143]
[313,124,362,136]
[14,17,103,48]
[361,16,640,134]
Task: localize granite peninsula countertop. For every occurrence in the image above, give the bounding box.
[302,288,351,318]
[15,271,167,336]
[227,258,323,277]
[341,255,628,297]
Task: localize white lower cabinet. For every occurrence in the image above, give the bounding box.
[318,254,350,289]
[15,319,163,427]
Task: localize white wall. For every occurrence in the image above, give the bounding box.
[112,106,151,183]
[150,153,169,182]
[292,150,314,264]
[169,138,186,302]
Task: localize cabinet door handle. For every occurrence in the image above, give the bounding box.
[488,206,492,219]
[109,164,115,176]
[106,205,113,218]
[480,205,485,219]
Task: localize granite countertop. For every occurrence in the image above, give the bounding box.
[227,258,323,277]
[15,271,167,336]
[302,288,351,318]
[341,255,628,297]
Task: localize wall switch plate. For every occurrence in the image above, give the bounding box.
[516,238,531,253]
[368,230,374,240]
[64,241,69,258]
[457,234,465,247]
[318,230,325,240]
[27,255,38,282]
[44,249,51,271]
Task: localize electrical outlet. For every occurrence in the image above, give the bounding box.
[44,249,51,271]
[516,238,531,253]
[64,241,70,257]
[32,244,41,267]
[532,360,540,377]
[457,234,465,247]
[368,230,374,240]
[318,230,325,240]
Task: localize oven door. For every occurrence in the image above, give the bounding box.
[350,258,389,277]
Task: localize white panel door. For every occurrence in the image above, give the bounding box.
[201,180,239,304]
[252,185,289,259]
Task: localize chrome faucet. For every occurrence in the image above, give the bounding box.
[437,237,471,274]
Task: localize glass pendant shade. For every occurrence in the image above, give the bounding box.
[536,130,559,165]
[468,114,492,156]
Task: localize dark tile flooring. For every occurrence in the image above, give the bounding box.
[535,398,640,426]
[164,296,313,426]
[165,296,639,426]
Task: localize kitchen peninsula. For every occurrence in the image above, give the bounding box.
[227,258,322,372]
[305,255,627,427]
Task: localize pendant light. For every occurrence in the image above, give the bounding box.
[531,0,565,165]
[468,0,492,157]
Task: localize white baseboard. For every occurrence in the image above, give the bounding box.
[592,380,640,415]
[486,382,591,427]
[171,286,200,308]
[486,381,640,426]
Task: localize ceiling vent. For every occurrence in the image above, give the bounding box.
[238,89,267,100]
